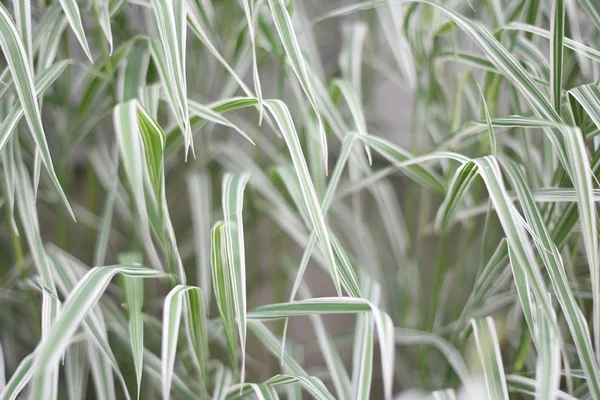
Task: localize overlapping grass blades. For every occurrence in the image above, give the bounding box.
[3,0,600,398]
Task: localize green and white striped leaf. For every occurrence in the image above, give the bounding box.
[148,0,191,154]
[58,0,93,62]
[161,284,208,399]
[550,0,565,113]
[241,0,263,121]
[533,296,561,400]
[0,4,73,217]
[504,23,600,63]
[264,99,342,295]
[65,341,89,400]
[186,172,213,308]
[249,298,394,400]
[31,265,164,398]
[0,60,70,154]
[562,127,599,360]
[471,317,509,400]
[266,0,327,171]
[120,252,145,399]
[351,277,378,400]
[13,0,32,67]
[221,173,250,382]
[248,321,335,399]
[94,0,113,53]
[211,222,239,375]
[501,158,600,397]
[0,351,35,400]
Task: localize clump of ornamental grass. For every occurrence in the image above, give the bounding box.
[1,0,600,399]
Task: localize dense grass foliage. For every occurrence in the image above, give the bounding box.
[1,0,600,398]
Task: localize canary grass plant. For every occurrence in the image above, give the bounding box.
[1,0,600,398]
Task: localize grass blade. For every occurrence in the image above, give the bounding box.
[222,173,250,383]
[161,285,208,399]
[471,317,509,400]
[120,252,145,399]
[0,4,73,217]
[249,298,394,400]
[264,99,342,296]
[31,266,164,398]
[148,0,191,155]
[550,0,565,113]
[58,0,93,62]
[266,0,327,172]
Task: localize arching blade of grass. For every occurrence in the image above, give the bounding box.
[289,266,351,399]
[361,135,445,192]
[248,321,335,399]
[264,99,342,296]
[0,351,35,400]
[47,246,132,400]
[569,84,600,132]
[435,161,479,232]
[437,115,566,151]
[280,134,364,303]
[266,0,327,173]
[471,317,509,400]
[13,144,60,365]
[30,266,164,399]
[165,97,259,153]
[503,23,600,63]
[469,157,553,335]
[501,158,600,397]
[181,288,208,391]
[188,99,255,144]
[506,375,579,399]
[248,298,394,400]
[161,285,208,399]
[225,374,335,400]
[58,0,93,62]
[0,60,71,153]
[147,0,191,155]
[185,11,253,98]
[330,79,372,163]
[367,136,555,340]
[0,4,73,217]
